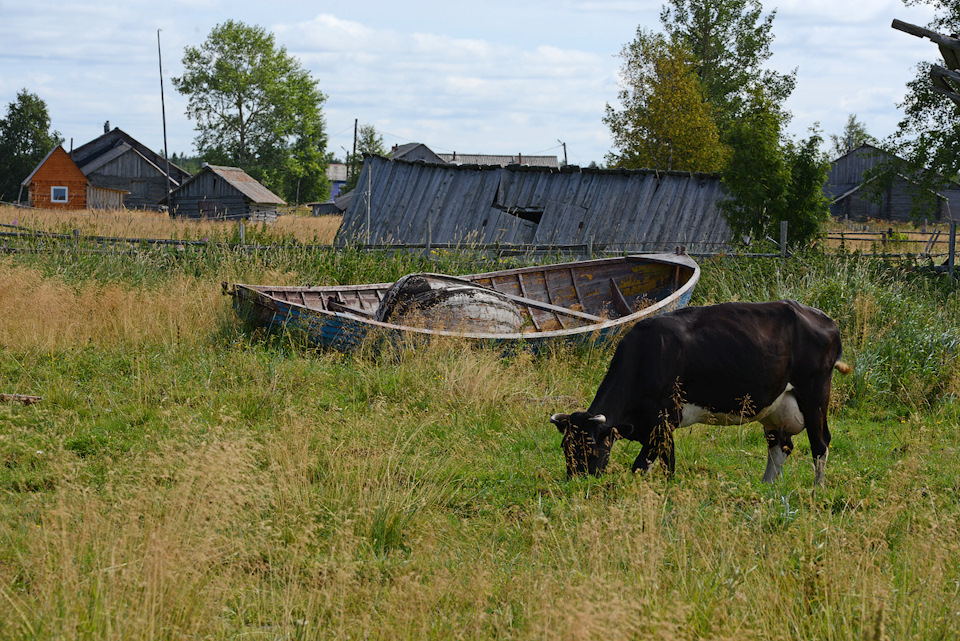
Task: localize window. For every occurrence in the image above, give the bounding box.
[51,186,68,203]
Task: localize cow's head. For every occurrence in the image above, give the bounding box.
[551,412,629,477]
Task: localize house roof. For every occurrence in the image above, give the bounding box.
[390,142,446,164]
[78,141,182,189]
[20,145,68,186]
[70,127,191,183]
[390,142,560,168]
[170,164,285,205]
[437,152,559,168]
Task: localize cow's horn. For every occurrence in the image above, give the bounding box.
[590,414,607,424]
[550,413,569,424]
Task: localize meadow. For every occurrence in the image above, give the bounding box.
[1,205,959,639]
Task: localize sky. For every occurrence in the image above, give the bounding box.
[0,0,944,169]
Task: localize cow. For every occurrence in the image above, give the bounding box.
[550,300,851,486]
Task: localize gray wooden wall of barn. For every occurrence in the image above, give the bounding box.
[335,157,731,253]
[169,171,267,221]
[86,151,173,209]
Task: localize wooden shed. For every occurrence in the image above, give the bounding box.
[20,145,89,210]
[70,126,191,209]
[825,144,960,222]
[335,156,730,253]
[164,164,285,222]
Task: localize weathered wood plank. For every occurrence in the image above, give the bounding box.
[1,393,41,405]
[892,19,960,58]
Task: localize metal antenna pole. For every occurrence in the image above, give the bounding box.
[158,29,172,205]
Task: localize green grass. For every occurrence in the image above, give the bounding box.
[0,243,959,639]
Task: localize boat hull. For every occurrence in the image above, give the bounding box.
[226,253,700,352]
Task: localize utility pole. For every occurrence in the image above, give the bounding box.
[352,118,358,180]
[558,139,567,165]
[158,29,172,205]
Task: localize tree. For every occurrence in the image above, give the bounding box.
[719,88,830,248]
[343,124,387,193]
[659,0,796,135]
[603,30,727,173]
[829,114,877,158]
[172,20,330,202]
[781,129,832,246]
[0,90,62,202]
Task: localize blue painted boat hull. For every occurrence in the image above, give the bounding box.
[226,253,699,352]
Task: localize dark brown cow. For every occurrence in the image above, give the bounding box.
[551,300,851,485]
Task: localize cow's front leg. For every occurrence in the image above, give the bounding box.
[631,442,655,473]
[633,429,677,475]
[763,431,794,483]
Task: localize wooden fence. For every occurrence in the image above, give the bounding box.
[1,220,957,278]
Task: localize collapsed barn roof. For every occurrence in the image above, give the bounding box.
[335,155,731,253]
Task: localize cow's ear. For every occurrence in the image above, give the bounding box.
[611,424,634,440]
[550,413,569,433]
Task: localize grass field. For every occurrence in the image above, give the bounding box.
[0,204,343,245]
[1,206,959,639]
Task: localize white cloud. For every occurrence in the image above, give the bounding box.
[0,0,950,166]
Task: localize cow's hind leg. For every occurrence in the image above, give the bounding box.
[795,379,833,487]
[762,430,794,483]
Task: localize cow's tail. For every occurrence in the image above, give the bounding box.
[834,360,852,375]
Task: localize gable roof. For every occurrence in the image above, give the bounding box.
[828,143,960,191]
[70,127,191,183]
[390,142,446,164]
[169,164,285,205]
[21,144,87,186]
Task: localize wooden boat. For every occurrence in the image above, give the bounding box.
[223,252,700,352]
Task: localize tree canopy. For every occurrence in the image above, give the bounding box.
[604,30,726,172]
[605,0,830,248]
[719,89,830,248]
[659,0,796,134]
[0,89,62,202]
[172,20,330,203]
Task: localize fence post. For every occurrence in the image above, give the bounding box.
[950,220,957,278]
[423,218,432,259]
[780,220,788,264]
[239,221,245,245]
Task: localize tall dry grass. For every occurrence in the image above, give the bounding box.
[0,204,342,244]
[0,264,220,350]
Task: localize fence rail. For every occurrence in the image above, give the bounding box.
[1,221,957,277]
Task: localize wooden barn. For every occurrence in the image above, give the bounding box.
[335,156,731,253]
[70,125,191,210]
[825,144,960,222]
[164,164,285,222]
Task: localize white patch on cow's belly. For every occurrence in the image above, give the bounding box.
[679,384,804,433]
